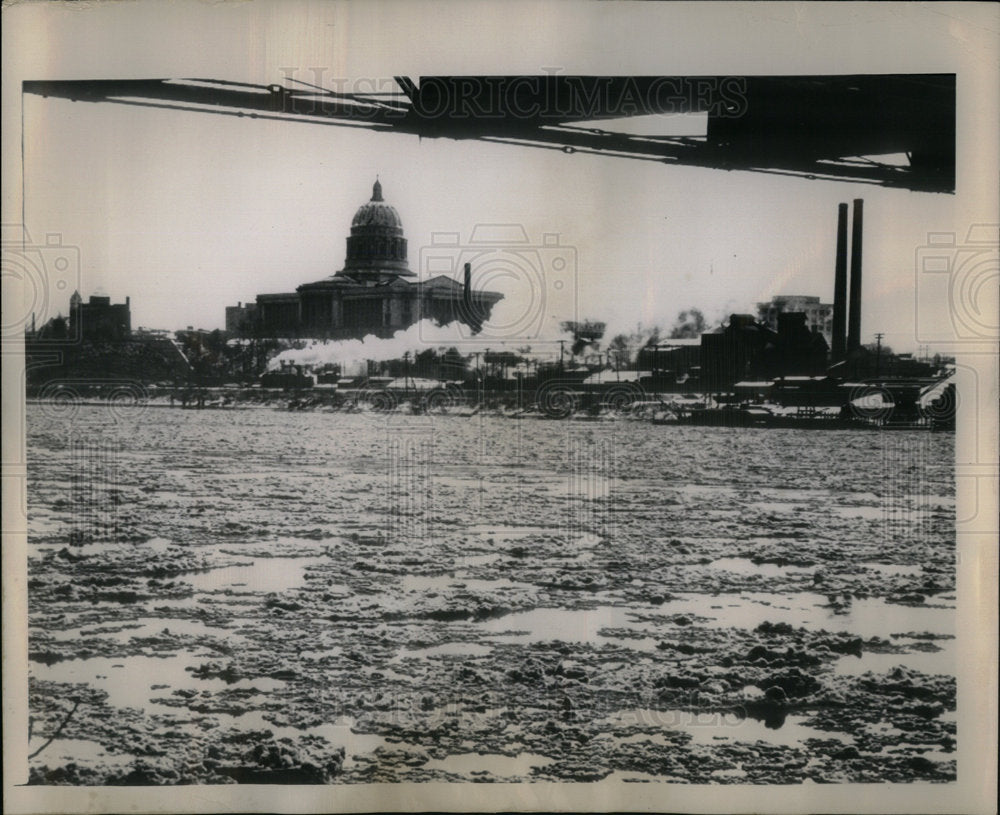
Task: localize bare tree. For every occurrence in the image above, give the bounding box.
[668,309,707,339]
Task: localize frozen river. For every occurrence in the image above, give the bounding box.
[25,405,956,784]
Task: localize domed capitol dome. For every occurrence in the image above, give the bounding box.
[242,177,502,340]
[344,179,413,277]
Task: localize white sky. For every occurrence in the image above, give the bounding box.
[6,1,999,352]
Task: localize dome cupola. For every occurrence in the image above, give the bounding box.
[344,178,413,277]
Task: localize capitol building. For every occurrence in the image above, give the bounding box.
[226,180,503,339]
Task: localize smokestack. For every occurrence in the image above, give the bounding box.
[462,262,481,333]
[462,262,472,319]
[831,203,849,362]
[847,198,864,353]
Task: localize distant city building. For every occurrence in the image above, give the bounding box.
[25,291,190,385]
[229,179,503,339]
[757,295,833,346]
[69,290,132,341]
[225,301,258,333]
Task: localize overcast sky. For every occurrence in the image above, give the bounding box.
[6,1,998,353]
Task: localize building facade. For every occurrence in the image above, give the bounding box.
[756,295,833,347]
[232,180,503,339]
[69,290,132,341]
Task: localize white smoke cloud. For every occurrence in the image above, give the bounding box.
[267,306,576,375]
[268,320,455,375]
[595,307,726,358]
[266,295,725,375]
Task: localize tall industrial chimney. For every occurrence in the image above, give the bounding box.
[462,262,481,332]
[831,203,849,362]
[847,198,864,353]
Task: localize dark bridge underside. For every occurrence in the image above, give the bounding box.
[24,74,955,193]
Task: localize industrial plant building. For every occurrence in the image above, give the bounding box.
[641,311,830,394]
[642,199,873,392]
[227,180,503,339]
[757,295,834,347]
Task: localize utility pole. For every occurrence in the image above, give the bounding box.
[874,332,884,378]
[472,351,481,406]
[558,340,565,371]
